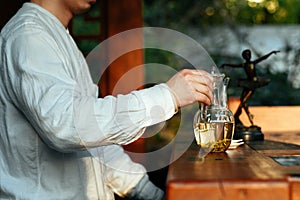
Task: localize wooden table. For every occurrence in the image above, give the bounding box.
[166,139,300,200]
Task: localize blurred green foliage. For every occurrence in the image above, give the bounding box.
[143,0,300,106]
[144,0,300,28]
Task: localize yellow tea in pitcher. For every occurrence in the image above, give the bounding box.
[194,121,234,153]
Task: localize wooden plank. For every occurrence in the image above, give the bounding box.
[247,140,300,176]
[167,142,290,200]
[247,140,300,157]
[168,181,288,200]
[290,177,300,200]
[265,132,300,146]
[168,143,286,181]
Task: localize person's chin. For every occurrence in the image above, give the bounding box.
[76,5,92,14]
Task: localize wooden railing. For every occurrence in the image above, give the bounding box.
[229,97,300,134]
[228,97,300,145]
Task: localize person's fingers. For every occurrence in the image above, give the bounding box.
[192,70,214,80]
[187,70,214,104]
[174,69,211,89]
[166,69,215,107]
[193,91,212,105]
[193,83,214,105]
[189,70,214,85]
[192,75,214,91]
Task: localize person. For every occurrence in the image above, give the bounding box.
[0,0,214,199]
[220,49,279,127]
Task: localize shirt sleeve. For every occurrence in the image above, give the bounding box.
[4,31,177,152]
[91,145,146,197]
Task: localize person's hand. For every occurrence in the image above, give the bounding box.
[166,69,214,108]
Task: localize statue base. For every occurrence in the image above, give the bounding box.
[233,125,264,142]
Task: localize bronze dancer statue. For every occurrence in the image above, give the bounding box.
[220,49,280,129]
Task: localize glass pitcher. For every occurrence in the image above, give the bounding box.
[193,66,235,153]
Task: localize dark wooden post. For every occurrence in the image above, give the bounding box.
[101,0,145,154]
[100,0,144,97]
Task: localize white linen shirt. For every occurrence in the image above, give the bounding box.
[0,3,177,199]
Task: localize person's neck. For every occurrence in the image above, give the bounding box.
[30,0,72,28]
